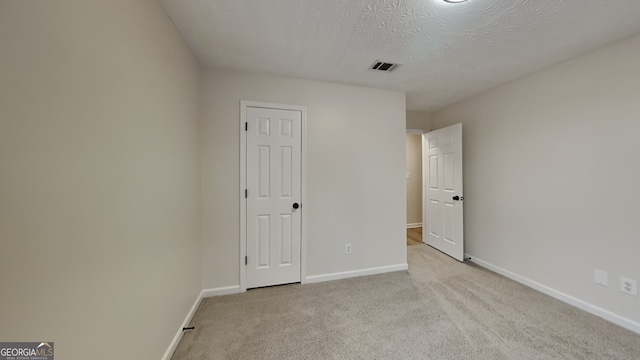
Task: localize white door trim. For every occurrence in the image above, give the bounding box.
[240,100,307,292]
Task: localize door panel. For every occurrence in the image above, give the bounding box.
[423,123,464,261]
[246,107,302,288]
[257,215,270,267]
[428,200,441,237]
[429,155,438,189]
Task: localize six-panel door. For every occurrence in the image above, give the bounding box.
[423,123,464,261]
[246,107,302,288]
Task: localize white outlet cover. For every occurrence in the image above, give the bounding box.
[620,277,637,296]
[593,269,608,286]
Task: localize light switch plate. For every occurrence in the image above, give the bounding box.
[593,269,608,286]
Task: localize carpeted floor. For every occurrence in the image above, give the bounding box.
[172,244,640,359]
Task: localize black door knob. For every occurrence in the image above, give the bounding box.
[453,196,460,201]
[292,202,300,209]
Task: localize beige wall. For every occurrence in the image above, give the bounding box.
[201,69,407,289]
[405,110,429,227]
[406,134,423,226]
[0,1,201,359]
[432,34,640,325]
[406,110,431,131]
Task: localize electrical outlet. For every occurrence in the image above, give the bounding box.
[620,277,637,296]
[345,243,352,255]
[593,269,608,286]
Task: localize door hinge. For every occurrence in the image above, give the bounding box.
[245,122,248,131]
[245,256,247,265]
[245,189,248,198]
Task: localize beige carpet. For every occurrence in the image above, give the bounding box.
[172,245,640,359]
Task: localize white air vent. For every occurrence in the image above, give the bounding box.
[369,60,401,72]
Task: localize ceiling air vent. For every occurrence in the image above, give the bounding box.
[369,60,401,72]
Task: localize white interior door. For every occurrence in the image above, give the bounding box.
[423,123,464,261]
[246,106,302,288]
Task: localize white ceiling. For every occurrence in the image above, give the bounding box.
[160,0,640,111]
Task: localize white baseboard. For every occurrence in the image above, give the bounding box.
[465,254,640,335]
[162,285,242,360]
[161,290,204,360]
[202,285,241,298]
[304,263,408,284]
[406,223,422,229]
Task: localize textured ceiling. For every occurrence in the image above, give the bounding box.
[159,0,640,111]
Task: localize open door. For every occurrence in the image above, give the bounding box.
[422,123,464,261]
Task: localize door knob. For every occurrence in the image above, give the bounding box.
[453,196,460,201]
[292,202,300,209]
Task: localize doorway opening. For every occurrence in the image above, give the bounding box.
[406,124,464,261]
[406,129,425,248]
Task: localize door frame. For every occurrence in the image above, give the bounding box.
[239,100,308,292]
